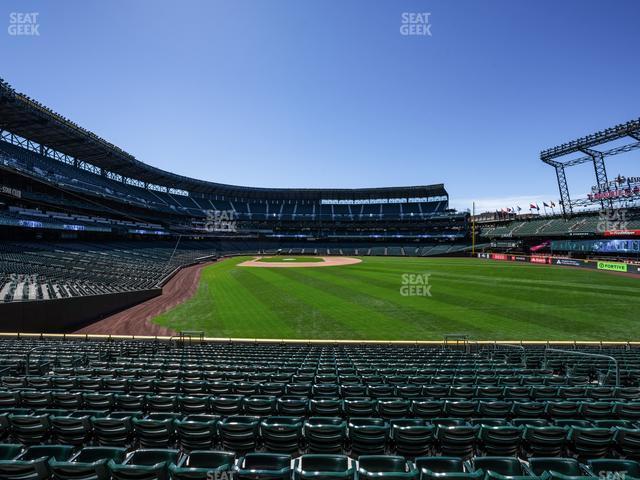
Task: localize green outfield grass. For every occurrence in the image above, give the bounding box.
[152,256,640,340]
[256,256,324,263]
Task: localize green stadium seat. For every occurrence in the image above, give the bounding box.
[169,451,235,480]
[304,417,347,453]
[343,398,377,417]
[9,413,51,444]
[0,445,74,480]
[234,453,292,480]
[0,444,22,460]
[218,416,261,453]
[108,449,179,480]
[132,415,177,449]
[293,454,355,480]
[50,413,93,445]
[357,455,418,480]
[348,417,389,455]
[49,446,127,480]
[469,456,531,480]
[92,415,135,446]
[415,456,482,480]
[526,457,584,480]
[566,426,615,459]
[175,414,219,450]
[613,427,640,460]
[277,396,309,416]
[260,416,303,454]
[478,425,523,456]
[436,425,479,458]
[522,425,567,457]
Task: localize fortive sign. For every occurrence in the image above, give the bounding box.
[597,261,628,272]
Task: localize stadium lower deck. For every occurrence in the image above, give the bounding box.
[0,339,639,479]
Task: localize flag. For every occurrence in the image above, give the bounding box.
[543,202,550,208]
[516,206,522,212]
[529,203,537,210]
[550,201,556,208]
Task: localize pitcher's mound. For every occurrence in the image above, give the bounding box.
[238,256,362,268]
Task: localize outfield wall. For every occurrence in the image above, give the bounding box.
[477,252,640,275]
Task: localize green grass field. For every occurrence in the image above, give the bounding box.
[152,256,640,340]
[256,256,324,263]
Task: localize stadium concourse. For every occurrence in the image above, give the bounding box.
[0,337,638,479]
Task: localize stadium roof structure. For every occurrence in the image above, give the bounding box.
[0,78,446,201]
[540,117,640,216]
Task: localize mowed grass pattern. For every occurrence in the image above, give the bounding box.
[152,256,640,340]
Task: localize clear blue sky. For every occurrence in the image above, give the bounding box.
[1,0,639,211]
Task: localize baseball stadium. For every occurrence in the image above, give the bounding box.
[0,1,639,479]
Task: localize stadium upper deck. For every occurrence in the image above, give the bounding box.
[0,78,466,240]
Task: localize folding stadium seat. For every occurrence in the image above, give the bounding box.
[130,379,155,393]
[0,445,74,480]
[115,394,146,411]
[522,425,567,457]
[477,425,523,456]
[469,456,531,480]
[20,391,53,409]
[586,459,640,480]
[559,386,589,400]
[423,386,450,398]
[177,395,210,414]
[615,387,640,401]
[369,385,396,398]
[210,395,245,416]
[218,416,261,453]
[613,402,640,421]
[78,378,103,391]
[449,387,476,399]
[567,426,615,460]
[512,401,545,418]
[260,416,304,453]
[476,386,505,399]
[470,419,510,427]
[234,453,292,480]
[235,382,261,396]
[261,383,287,396]
[503,387,531,400]
[147,394,179,413]
[343,398,377,417]
[526,458,584,480]
[443,401,478,419]
[546,401,581,419]
[174,414,219,450]
[293,454,355,480]
[108,449,179,480]
[411,400,445,419]
[377,398,411,419]
[277,396,309,416]
[555,419,593,428]
[155,379,180,394]
[340,385,367,398]
[304,417,348,453]
[180,381,207,395]
[579,401,615,421]
[389,419,434,457]
[435,425,479,458]
[52,391,84,410]
[348,418,389,456]
[9,413,51,444]
[0,444,22,460]
[49,446,127,480]
[414,456,482,480]
[287,384,313,396]
[169,451,235,480]
[0,391,20,409]
[531,386,559,400]
[103,377,129,392]
[83,393,115,410]
[613,427,640,460]
[589,387,617,400]
[357,455,418,480]
[132,414,177,448]
[397,385,423,399]
[92,415,135,446]
[310,398,343,417]
[477,401,512,418]
[50,413,93,445]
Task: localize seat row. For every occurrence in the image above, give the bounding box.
[1,412,640,460]
[2,393,640,419]
[1,444,640,480]
[4,380,640,398]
